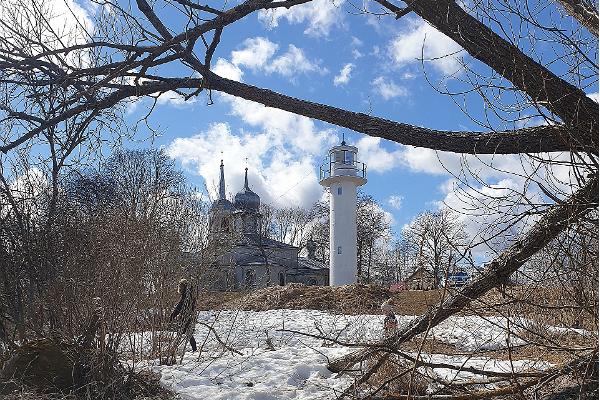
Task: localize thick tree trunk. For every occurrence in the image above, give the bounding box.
[204,71,594,154]
[328,176,598,372]
[553,0,599,37]
[404,0,598,151]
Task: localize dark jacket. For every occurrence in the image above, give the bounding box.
[170,285,196,333]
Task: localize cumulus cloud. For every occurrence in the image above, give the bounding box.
[387,195,404,210]
[388,17,464,75]
[265,45,319,77]
[258,0,346,37]
[231,37,278,70]
[333,63,354,86]
[226,37,319,79]
[440,177,545,259]
[397,147,586,260]
[167,123,324,208]
[372,76,408,100]
[155,91,198,107]
[213,58,244,81]
[168,40,339,207]
[167,35,422,209]
[356,136,403,173]
[224,94,337,155]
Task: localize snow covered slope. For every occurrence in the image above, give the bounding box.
[145,309,563,399]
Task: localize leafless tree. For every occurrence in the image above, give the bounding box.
[403,209,468,288]
[0,0,597,396]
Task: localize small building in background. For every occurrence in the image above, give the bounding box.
[406,267,436,290]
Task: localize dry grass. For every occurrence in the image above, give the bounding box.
[216,283,444,315]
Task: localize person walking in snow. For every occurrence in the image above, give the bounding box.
[170,278,197,352]
[381,298,398,336]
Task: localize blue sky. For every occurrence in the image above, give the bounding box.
[110,0,598,250]
[123,2,476,224]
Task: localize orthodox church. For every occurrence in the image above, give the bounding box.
[201,161,328,291]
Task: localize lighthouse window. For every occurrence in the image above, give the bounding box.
[337,246,342,254]
[337,187,342,195]
[344,151,354,165]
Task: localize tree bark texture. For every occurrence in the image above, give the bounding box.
[404,0,598,152]
[205,72,593,154]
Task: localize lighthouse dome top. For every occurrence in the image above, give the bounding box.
[319,139,367,187]
[234,168,260,211]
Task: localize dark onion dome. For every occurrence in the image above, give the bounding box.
[234,167,260,211]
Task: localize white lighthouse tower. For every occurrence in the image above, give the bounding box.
[319,139,367,286]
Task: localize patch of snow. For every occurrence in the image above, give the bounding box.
[135,310,559,399]
[429,315,526,351]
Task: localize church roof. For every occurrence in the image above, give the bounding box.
[298,257,328,271]
[239,234,298,250]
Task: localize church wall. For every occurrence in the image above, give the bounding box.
[234,264,288,290]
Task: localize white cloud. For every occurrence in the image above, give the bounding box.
[587,92,599,103]
[155,91,197,108]
[397,147,587,260]
[167,123,324,209]
[389,17,464,75]
[169,40,339,208]
[213,58,244,81]
[398,147,455,175]
[258,0,346,37]
[351,36,363,47]
[440,177,544,259]
[372,76,408,100]
[387,195,404,210]
[265,45,319,77]
[0,0,94,65]
[356,136,403,173]
[514,114,551,129]
[226,38,319,79]
[224,94,337,155]
[231,37,278,70]
[333,63,354,86]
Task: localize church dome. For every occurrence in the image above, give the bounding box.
[234,168,260,212]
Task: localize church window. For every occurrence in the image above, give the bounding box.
[337,187,342,195]
[337,246,342,254]
[278,272,285,286]
[244,270,255,288]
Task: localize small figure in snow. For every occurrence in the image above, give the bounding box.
[381,298,398,335]
[170,278,197,352]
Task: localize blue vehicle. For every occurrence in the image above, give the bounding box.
[447,271,470,287]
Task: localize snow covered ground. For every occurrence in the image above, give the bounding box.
[135,309,565,399]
